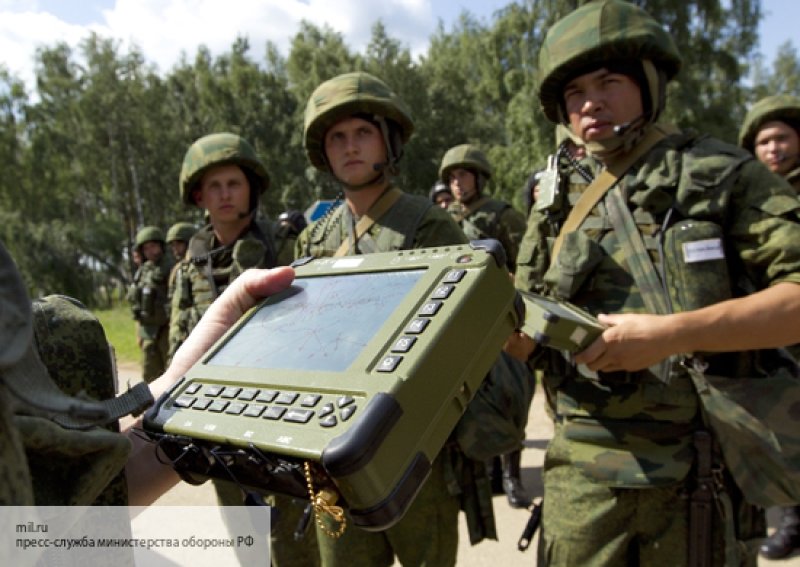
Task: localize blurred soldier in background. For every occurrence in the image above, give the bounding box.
[128,225,172,383]
[429,180,454,209]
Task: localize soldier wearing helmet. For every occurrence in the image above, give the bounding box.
[429,180,453,209]
[297,72,516,567]
[169,133,302,566]
[513,1,800,565]
[439,144,527,273]
[166,221,196,263]
[169,132,293,356]
[740,95,800,189]
[128,225,172,382]
[740,94,800,561]
[439,144,532,509]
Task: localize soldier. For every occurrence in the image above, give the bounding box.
[169,132,308,567]
[165,221,196,263]
[439,144,532,509]
[297,71,499,567]
[513,1,800,565]
[129,225,172,383]
[165,221,196,324]
[739,94,800,190]
[739,94,800,560]
[440,144,527,273]
[429,180,454,209]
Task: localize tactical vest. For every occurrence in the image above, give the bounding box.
[451,197,510,242]
[525,131,800,487]
[299,192,433,257]
[169,219,281,356]
[130,255,172,332]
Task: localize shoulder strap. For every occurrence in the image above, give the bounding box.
[550,126,673,265]
[604,185,675,384]
[334,187,403,257]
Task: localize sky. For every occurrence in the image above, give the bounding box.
[0,0,796,92]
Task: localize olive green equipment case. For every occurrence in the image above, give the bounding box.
[518,291,604,352]
[144,241,522,530]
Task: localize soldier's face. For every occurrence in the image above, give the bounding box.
[449,168,478,204]
[563,68,643,144]
[141,241,162,263]
[169,240,187,261]
[194,164,251,224]
[435,192,454,209]
[755,120,800,176]
[324,117,388,187]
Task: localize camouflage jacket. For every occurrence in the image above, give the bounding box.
[295,188,512,543]
[515,130,800,487]
[448,197,527,272]
[295,189,467,257]
[787,163,800,192]
[129,254,173,338]
[169,218,294,357]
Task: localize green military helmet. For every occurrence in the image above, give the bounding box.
[166,222,196,244]
[304,71,414,170]
[538,0,682,124]
[438,144,493,184]
[738,95,800,152]
[179,132,270,206]
[135,225,165,249]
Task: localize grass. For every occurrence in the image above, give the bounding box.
[94,304,140,365]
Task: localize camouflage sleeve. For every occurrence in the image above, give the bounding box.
[513,209,552,295]
[498,206,528,272]
[729,159,800,289]
[412,205,468,248]
[293,224,314,260]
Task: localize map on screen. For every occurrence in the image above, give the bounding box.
[206,269,425,372]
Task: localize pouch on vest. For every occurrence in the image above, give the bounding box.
[544,230,604,300]
[453,351,535,461]
[663,219,732,313]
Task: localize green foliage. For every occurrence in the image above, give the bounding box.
[0,0,794,302]
[94,303,139,364]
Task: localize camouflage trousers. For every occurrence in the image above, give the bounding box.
[316,455,460,567]
[214,480,321,567]
[141,325,168,383]
[538,425,764,566]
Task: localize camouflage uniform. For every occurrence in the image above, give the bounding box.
[129,226,172,383]
[739,94,800,193]
[440,144,534,509]
[440,144,528,273]
[299,71,504,567]
[168,132,305,567]
[515,2,800,565]
[739,95,800,560]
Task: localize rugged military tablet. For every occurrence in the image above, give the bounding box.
[519,291,604,352]
[144,241,521,531]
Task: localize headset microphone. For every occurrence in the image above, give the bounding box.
[613,121,633,136]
